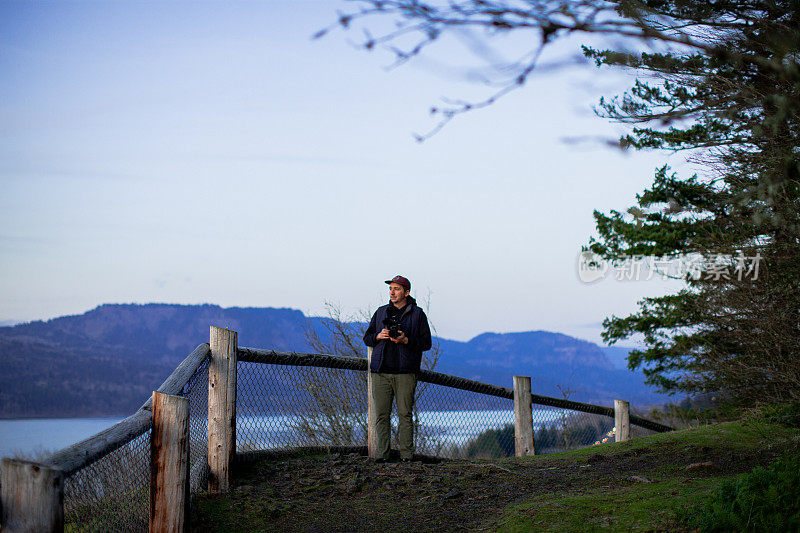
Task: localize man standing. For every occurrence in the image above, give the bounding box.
[363,275,432,462]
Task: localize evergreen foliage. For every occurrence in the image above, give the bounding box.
[683,454,800,532]
[583,1,800,405]
[464,424,515,458]
[762,401,800,428]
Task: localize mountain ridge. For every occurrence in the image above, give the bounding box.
[0,303,668,418]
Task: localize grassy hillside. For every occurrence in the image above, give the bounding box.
[192,411,800,532]
[492,416,799,531]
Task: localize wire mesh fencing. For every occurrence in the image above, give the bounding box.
[184,357,210,494]
[235,354,660,461]
[238,361,368,451]
[237,357,517,458]
[414,378,512,458]
[531,408,615,454]
[61,356,210,532]
[63,430,151,532]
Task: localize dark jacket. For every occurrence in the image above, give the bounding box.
[363,296,432,373]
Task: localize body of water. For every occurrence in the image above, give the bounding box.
[0,417,124,459]
[0,408,565,460]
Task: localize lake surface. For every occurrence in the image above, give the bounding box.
[0,408,564,460]
[0,417,124,459]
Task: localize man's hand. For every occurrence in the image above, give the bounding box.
[376,328,391,341]
[391,331,409,345]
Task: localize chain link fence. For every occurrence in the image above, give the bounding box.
[236,349,666,461]
[414,379,511,458]
[60,356,209,532]
[63,430,151,532]
[237,361,517,458]
[238,361,367,451]
[184,358,210,494]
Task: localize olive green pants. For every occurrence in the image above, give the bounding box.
[371,372,417,460]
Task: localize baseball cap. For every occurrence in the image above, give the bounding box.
[385,275,411,291]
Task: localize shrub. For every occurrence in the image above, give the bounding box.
[686,454,800,532]
[463,424,515,458]
[761,402,800,428]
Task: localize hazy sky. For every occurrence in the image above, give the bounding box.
[1,0,687,343]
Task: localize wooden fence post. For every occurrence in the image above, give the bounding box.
[150,391,190,533]
[208,326,237,493]
[366,347,378,459]
[614,399,630,442]
[513,376,535,456]
[0,458,64,532]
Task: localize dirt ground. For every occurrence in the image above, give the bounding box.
[191,426,789,533]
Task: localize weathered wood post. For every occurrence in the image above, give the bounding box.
[208,326,237,493]
[0,458,64,532]
[513,375,535,456]
[366,347,378,459]
[150,391,190,533]
[614,399,630,442]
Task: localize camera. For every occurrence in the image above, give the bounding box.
[382,315,402,339]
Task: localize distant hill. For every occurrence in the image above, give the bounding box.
[2,303,311,362]
[0,304,668,418]
[434,332,657,406]
[600,345,640,370]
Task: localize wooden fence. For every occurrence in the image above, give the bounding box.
[0,325,671,532]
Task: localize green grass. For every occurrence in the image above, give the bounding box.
[490,415,800,532]
[495,478,723,532]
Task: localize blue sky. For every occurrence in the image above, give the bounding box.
[0,0,687,343]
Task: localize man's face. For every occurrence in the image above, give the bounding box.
[389,282,409,304]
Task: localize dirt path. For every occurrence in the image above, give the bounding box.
[191,434,778,532]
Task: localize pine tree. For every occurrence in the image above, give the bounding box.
[584,1,800,404]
